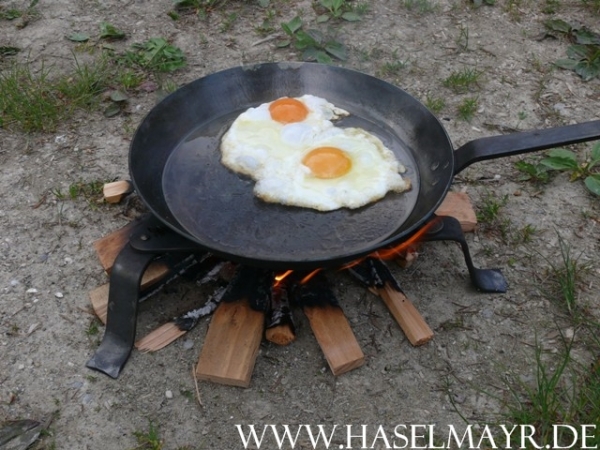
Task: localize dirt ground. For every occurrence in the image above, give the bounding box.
[1,0,599,449]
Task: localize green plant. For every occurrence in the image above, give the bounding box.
[456,25,469,51]
[443,67,482,93]
[514,160,552,183]
[278,17,347,63]
[0,0,39,24]
[477,192,508,224]
[0,61,62,132]
[314,0,364,22]
[99,21,126,40]
[122,38,187,73]
[539,144,600,195]
[378,58,408,77]
[541,233,589,316]
[402,0,437,14]
[132,421,163,450]
[581,0,600,14]
[542,0,560,14]
[424,94,445,114]
[457,96,478,122]
[472,0,495,6]
[500,331,600,448]
[545,19,600,80]
[58,56,113,110]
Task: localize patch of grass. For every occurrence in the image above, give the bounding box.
[0,62,63,132]
[424,94,445,114]
[542,0,561,14]
[443,67,482,93]
[402,0,438,14]
[0,0,40,25]
[68,179,105,201]
[378,58,409,77]
[86,318,101,336]
[477,192,508,224]
[121,38,187,73]
[57,56,113,110]
[501,333,600,448]
[132,422,163,450]
[542,233,589,316]
[581,0,600,14]
[457,96,479,122]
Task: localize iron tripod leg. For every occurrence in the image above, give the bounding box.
[86,244,157,378]
[424,215,508,293]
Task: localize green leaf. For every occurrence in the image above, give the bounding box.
[574,58,600,81]
[554,58,579,70]
[258,0,270,6]
[316,14,330,23]
[574,29,600,45]
[315,51,333,64]
[67,33,90,42]
[276,39,291,48]
[591,143,600,162]
[566,44,593,60]
[544,18,572,34]
[324,41,348,60]
[301,47,321,61]
[0,46,20,56]
[100,22,126,40]
[341,11,361,21]
[547,148,578,161]
[540,157,579,171]
[281,16,302,36]
[584,174,600,195]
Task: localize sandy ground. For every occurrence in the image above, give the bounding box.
[1,0,599,449]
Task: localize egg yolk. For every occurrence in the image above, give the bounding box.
[302,147,352,179]
[269,98,309,124]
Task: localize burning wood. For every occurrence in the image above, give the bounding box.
[265,275,296,346]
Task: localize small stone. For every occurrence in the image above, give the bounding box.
[55,292,64,298]
[26,288,38,294]
[165,390,173,399]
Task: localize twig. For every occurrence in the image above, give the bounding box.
[192,365,203,408]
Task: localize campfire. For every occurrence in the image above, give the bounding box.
[87,188,504,387]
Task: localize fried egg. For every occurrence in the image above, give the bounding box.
[220,94,410,211]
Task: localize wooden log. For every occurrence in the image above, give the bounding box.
[435,191,477,232]
[93,221,138,272]
[265,324,296,346]
[395,191,477,267]
[195,300,264,388]
[88,262,170,325]
[103,180,132,204]
[377,283,433,346]
[303,305,365,376]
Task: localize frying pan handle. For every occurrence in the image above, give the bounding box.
[453,120,600,175]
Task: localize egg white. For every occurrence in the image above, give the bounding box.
[220,95,411,211]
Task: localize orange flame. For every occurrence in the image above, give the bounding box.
[373,218,440,260]
[338,217,440,271]
[273,269,294,288]
[299,269,321,284]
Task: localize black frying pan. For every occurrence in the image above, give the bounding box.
[129,62,600,269]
